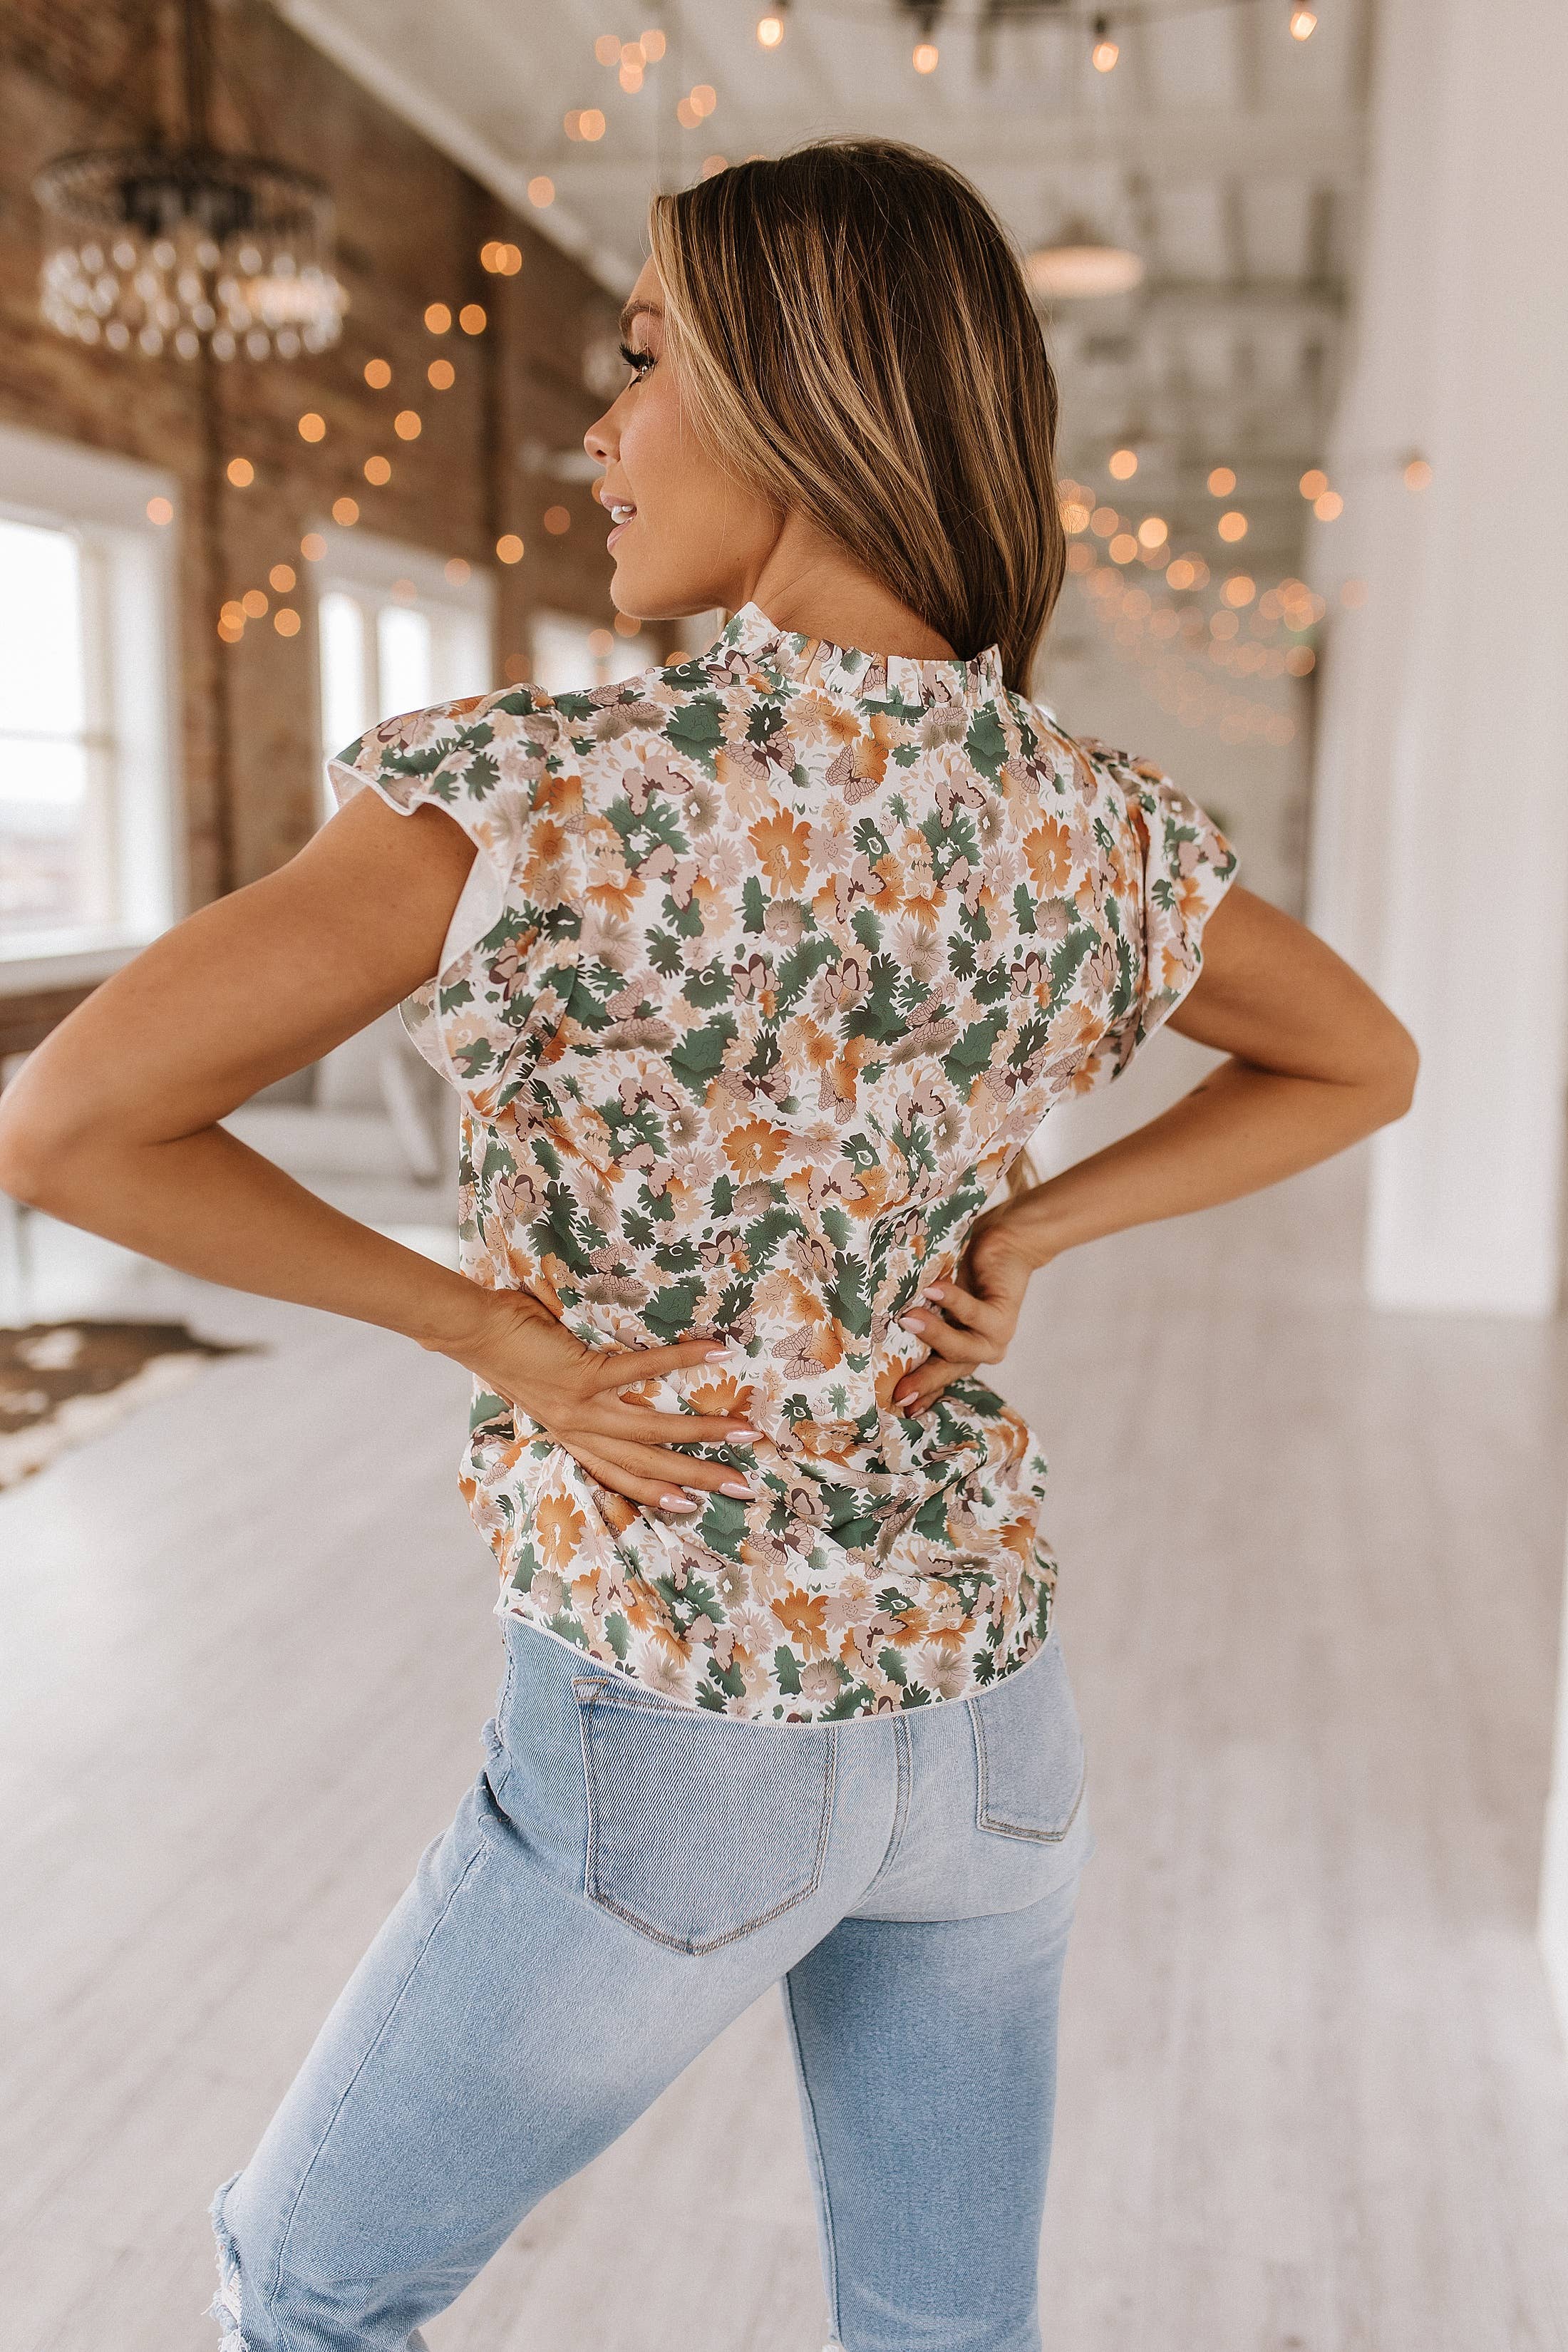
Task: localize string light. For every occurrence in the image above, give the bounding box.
[226,456,254,488]
[424,302,451,333]
[758,9,786,46]
[393,409,421,440]
[363,453,391,485]
[1108,446,1138,480]
[1207,465,1236,497]
[274,607,301,638]
[445,557,471,584]
[543,505,572,535]
[495,533,524,564]
[565,108,607,140]
[527,177,555,207]
[1137,515,1167,547]
[1299,467,1327,498]
[458,303,487,334]
[1217,510,1248,541]
[331,495,358,526]
[428,358,455,389]
[269,562,296,591]
[363,357,391,388]
[1403,455,1433,490]
[594,33,620,66]
[641,29,666,60]
[1091,14,1120,71]
[1314,489,1343,520]
[145,495,173,525]
[296,411,326,442]
[1289,4,1317,38]
[912,38,939,71]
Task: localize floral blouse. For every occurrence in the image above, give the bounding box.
[331,602,1237,1722]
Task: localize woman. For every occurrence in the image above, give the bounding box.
[0,141,1415,2352]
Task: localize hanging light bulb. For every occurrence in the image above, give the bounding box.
[910,4,939,72]
[1289,4,1317,38]
[757,0,786,46]
[1091,14,1120,71]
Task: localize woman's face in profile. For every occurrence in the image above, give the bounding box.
[584,258,779,623]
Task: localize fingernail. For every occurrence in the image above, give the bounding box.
[925,1282,945,1297]
[901,1311,926,1327]
[726,1426,759,1442]
[703,1346,732,1361]
[719,1480,754,1498]
[660,1493,699,1511]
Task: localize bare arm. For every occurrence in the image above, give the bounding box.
[891,885,1418,1410]
[0,794,756,1511]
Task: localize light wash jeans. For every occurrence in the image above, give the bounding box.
[211,1615,1093,2352]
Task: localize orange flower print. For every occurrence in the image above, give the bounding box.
[535,1491,587,1569]
[723,1118,789,1181]
[1024,818,1073,893]
[775,1587,831,1657]
[748,807,813,889]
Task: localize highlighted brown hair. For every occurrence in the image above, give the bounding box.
[649,139,1065,695]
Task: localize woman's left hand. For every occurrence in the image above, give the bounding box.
[890,1212,1041,1414]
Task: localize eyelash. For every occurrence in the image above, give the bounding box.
[619,340,654,380]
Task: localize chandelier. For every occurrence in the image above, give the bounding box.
[33,0,345,363]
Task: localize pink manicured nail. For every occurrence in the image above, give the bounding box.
[660,1492,699,1511]
[925,1282,945,1298]
[901,1311,927,1327]
[726,1426,759,1442]
[703,1346,732,1361]
[719,1480,754,1498]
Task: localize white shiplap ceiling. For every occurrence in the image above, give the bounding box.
[275,0,1372,572]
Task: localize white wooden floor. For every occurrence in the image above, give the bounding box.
[2,1148,1566,2352]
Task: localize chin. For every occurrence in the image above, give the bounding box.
[610,567,717,626]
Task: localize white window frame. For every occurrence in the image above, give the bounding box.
[310,525,496,820]
[0,422,180,994]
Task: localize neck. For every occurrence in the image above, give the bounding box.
[735,512,956,663]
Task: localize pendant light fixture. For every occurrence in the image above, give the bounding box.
[33,0,345,363]
[1026,220,1145,299]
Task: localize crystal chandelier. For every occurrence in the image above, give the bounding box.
[33,0,345,363]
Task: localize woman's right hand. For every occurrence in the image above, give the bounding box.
[446,1289,760,1513]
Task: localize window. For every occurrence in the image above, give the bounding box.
[0,425,177,970]
[531,610,659,696]
[314,530,495,817]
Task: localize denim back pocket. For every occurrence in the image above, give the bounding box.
[966,1636,1086,1843]
[574,1677,838,1954]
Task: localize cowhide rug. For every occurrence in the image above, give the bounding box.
[0,1321,257,1492]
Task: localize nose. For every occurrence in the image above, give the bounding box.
[584,410,616,478]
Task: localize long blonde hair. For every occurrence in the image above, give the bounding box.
[649,139,1066,695]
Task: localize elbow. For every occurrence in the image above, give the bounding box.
[0,1091,82,1214]
[1371,1018,1420,1126]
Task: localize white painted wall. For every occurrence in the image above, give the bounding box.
[1303,0,1568,2045]
[1307,0,1568,1321]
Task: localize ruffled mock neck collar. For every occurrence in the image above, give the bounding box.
[715,599,1006,704]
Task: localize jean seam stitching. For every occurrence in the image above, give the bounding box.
[783,1967,842,2341]
[970,1700,1086,1842]
[858,1714,912,1902]
[577,1693,838,1952]
[267,1835,492,2310]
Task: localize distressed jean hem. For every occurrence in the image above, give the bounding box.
[208,2171,257,2350]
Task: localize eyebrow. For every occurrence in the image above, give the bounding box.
[618,297,662,339]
